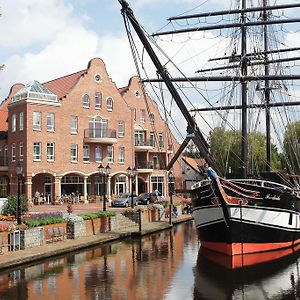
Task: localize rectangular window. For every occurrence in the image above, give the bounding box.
[95,145,102,163]
[95,92,102,109]
[33,112,41,130]
[150,132,155,147]
[107,146,114,163]
[159,133,164,148]
[47,142,55,161]
[4,146,8,166]
[83,145,90,162]
[12,114,16,132]
[12,143,16,162]
[19,112,24,131]
[140,109,145,122]
[71,144,78,162]
[47,113,55,131]
[118,147,125,164]
[118,121,125,137]
[33,142,41,161]
[71,116,78,134]
[19,142,23,161]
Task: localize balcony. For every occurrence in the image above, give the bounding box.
[136,161,154,173]
[135,140,155,152]
[84,128,118,144]
[0,156,8,172]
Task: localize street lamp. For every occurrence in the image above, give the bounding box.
[168,171,175,225]
[127,166,137,209]
[98,163,111,212]
[16,162,23,225]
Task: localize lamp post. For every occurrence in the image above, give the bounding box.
[168,171,175,225]
[16,162,23,225]
[98,163,111,212]
[127,166,137,209]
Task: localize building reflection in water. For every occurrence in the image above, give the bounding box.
[0,221,197,300]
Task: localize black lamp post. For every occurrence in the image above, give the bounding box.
[127,166,137,209]
[16,162,23,225]
[168,171,175,225]
[98,163,111,212]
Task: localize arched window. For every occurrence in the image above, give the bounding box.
[106,97,113,111]
[83,94,90,108]
[149,113,155,125]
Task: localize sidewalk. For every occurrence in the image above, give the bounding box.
[0,213,193,270]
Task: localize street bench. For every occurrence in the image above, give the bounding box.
[46,227,67,243]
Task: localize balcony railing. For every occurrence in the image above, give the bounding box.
[0,156,8,167]
[136,161,166,170]
[135,139,154,147]
[84,128,117,139]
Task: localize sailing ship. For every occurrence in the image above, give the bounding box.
[118,1,300,257]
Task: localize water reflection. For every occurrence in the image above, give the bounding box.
[0,221,198,300]
[194,247,300,300]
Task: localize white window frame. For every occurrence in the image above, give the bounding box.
[107,146,114,163]
[159,132,164,148]
[95,92,102,109]
[95,145,102,163]
[71,116,78,134]
[19,112,24,131]
[4,146,8,166]
[33,142,41,161]
[12,143,16,162]
[12,114,16,132]
[47,113,55,132]
[140,109,145,123]
[118,121,125,137]
[71,144,78,162]
[150,132,155,147]
[83,144,90,162]
[106,97,113,112]
[19,142,23,161]
[47,142,55,161]
[82,94,90,108]
[33,112,41,131]
[118,147,125,164]
[149,113,155,125]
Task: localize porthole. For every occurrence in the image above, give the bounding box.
[94,74,102,83]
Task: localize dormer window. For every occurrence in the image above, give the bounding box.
[107,97,113,111]
[83,94,90,108]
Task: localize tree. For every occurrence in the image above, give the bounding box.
[209,127,282,176]
[283,121,300,174]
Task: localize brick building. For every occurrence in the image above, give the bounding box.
[0,58,182,203]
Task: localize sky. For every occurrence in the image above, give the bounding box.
[0,0,299,147]
[0,0,224,102]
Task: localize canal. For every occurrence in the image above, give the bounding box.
[0,220,299,299]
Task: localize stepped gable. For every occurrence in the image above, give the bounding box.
[0,83,24,131]
[43,69,86,99]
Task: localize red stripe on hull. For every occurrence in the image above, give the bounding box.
[201,239,300,255]
[200,243,300,269]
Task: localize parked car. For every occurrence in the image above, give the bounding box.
[138,192,158,205]
[111,193,139,207]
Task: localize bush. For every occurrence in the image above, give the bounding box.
[24,217,65,228]
[2,195,28,216]
[79,211,116,220]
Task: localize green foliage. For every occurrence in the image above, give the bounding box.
[283,120,300,174]
[2,195,28,216]
[23,217,65,228]
[210,127,282,175]
[79,211,116,220]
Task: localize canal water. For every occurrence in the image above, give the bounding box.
[0,220,299,300]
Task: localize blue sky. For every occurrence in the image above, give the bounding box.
[0,0,224,102]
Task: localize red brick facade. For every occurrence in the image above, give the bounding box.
[0,58,182,203]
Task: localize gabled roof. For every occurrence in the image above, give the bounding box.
[43,70,86,99]
[182,156,205,174]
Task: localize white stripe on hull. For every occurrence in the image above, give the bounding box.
[193,205,300,231]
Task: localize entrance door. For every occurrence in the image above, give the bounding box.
[138,178,146,194]
[44,184,52,204]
